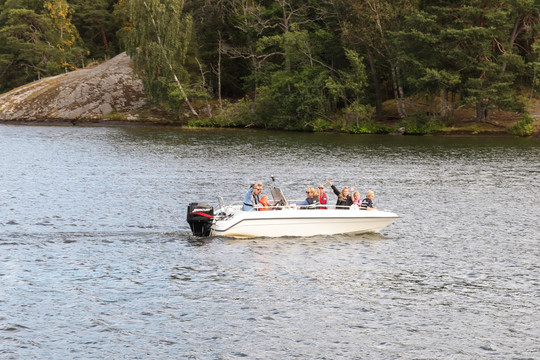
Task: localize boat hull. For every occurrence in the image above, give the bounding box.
[211,209,398,238]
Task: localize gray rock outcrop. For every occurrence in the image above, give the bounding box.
[0,52,146,121]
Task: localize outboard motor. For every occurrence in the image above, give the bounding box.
[187,203,214,236]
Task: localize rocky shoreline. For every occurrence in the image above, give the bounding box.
[0,116,176,127]
[0,53,146,121]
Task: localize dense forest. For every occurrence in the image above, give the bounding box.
[1,0,539,134]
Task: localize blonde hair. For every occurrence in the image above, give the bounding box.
[366,190,374,197]
[339,187,349,201]
[306,187,316,196]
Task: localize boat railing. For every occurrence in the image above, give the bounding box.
[219,199,355,212]
[268,202,354,211]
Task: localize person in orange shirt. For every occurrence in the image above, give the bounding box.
[258,194,271,211]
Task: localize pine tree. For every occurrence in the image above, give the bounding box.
[70,0,120,59]
[0,4,57,90]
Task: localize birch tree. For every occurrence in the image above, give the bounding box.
[124,0,198,117]
[338,0,419,119]
[44,0,82,72]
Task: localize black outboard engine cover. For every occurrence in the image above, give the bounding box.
[187,203,214,237]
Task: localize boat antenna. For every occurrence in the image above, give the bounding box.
[271,175,275,189]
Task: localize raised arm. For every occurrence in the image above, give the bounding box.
[326,179,340,197]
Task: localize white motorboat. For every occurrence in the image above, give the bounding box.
[187,187,398,239]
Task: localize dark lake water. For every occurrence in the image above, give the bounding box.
[1,125,539,359]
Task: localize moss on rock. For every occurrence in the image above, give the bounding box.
[0,53,146,121]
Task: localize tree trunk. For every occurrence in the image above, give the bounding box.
[101,28,109,51]
[502,16,522,73]
[143,0,198,118]
[217,31,223,110]
[171,71,199,118]
[440,88,449,119]
[196,57,212,118]
[530,64,537,101]
[366,46,383,120]
[396,66,406,116]
[391,64,406,118]
[475,100,489,122]
[250,45,259,105]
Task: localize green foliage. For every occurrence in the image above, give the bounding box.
[70,0,121,59]
[167,80,210,115]
[44,0,85,71]
[0,0,86,91]
[1,0,539,136]
[532,39,540,94]
[346,123,391,134]
[326,49,369,106]
[121,0,206,116]
[123,0,191,102]
[260,64,332,129]
[102,111,127,122]
[508,113,535,136]
[343,102,378,133]
[393,0,535,121]
[249,28,370,130]
[0,8,50,90]
[0,0,121,93]
[188,98,258,128]
[312,118,334,132]
[399,113,443,135]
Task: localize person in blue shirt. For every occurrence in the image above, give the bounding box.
[243,182,263,211]
[297,187,319,208]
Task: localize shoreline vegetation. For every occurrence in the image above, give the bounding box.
[2,93,539,137]
[2,103,539,137]
[1,2,539,138]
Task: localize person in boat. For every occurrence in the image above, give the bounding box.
[352,191,362,207]
[360,190,377,211]
[257,194,271,211]
[243,182,263,211]
[297,187,319,208]
[325,179,354,209]
[316,184,328,209]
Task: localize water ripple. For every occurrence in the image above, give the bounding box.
[1,126,539,358]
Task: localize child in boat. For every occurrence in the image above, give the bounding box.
[258,194,271,211]
[353,191,362,206]
[360,190,376,211]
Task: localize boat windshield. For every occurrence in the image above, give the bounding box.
[271,187,288,206]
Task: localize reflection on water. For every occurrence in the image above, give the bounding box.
[1,125,539,359]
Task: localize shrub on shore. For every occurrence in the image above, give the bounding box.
[508,114,535,136]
